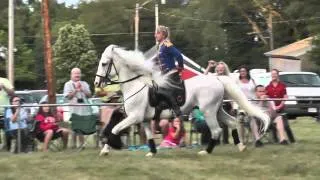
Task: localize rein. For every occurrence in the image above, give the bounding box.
[96,58,143,85]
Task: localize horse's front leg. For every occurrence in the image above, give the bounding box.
[143,121,157,157]
[109,115,141,150]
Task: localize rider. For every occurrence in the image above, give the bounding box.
[154,25,184,122]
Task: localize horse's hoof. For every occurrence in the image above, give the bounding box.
[99,145,110,156]
[237,143,247,152]
[198,150,208,156]
[99,150,109,156]
[145,152,155,157]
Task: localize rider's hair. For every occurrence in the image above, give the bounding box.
[156,25,170,39]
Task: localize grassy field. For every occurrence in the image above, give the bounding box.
[1,117,320,180]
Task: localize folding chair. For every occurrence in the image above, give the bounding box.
[189,119,200,145]
[70,113,99,151]
[30,120,63,152]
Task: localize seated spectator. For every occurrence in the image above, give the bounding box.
[159,118,186,148]
[191,106,211,145]
[5,95,30,153]
[35,102,69,152]
[251,85,288,147]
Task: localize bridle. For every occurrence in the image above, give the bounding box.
[95,49,147,104]
[96,55,143,85]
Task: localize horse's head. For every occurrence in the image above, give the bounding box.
[94,45,119,87]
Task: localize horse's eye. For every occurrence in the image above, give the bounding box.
[102,63,107,67]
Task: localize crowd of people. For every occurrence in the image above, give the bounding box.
[0,67,94,153]
[0,24,296,154]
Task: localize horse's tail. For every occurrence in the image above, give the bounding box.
[217,75,270,134]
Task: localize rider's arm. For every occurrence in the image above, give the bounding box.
[169,46,184,69]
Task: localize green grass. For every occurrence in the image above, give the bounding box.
[1,117,320,180]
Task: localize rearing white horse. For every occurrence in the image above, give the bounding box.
[94,45,270,156]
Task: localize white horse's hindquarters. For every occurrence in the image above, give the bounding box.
[217,76,270,132]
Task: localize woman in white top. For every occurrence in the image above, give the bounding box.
[235,66,256,144]
[238,66,256,100]
[203,60,246,151]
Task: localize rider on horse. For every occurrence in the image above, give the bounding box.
[154,25,184,122]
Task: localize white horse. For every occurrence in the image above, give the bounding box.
[94,45,270,156]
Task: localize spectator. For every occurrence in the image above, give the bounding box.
[0,71,14,148]
[35,102,69,152]
[95,82,122,132]
[0,70,14,117]
[204,60,231,76]
[252,85,288,146]
[204,60,230,144]
[265,69,295,143]
[236,66,256,143]
[63,68,91,148]
[191,106,211,145]
[5,95,30,153]
[159,118,186,148]
[238,66,256,99]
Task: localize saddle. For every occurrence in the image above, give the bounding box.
[148,80,186,121]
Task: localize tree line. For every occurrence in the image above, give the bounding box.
[0,0,319,90]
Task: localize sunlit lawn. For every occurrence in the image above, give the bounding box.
[1,117,320,180]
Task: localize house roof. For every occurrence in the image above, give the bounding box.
[264,37,314,59]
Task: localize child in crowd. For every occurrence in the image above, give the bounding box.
[35,102,69,152]
[159,118,186,148]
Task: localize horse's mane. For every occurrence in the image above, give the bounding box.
[112,46,155,86]
[114,48,147,71]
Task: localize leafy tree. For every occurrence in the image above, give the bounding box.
[53,24,98,91]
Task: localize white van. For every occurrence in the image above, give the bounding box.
[252,71,320,119]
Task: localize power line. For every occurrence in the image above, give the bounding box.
[141,7,320,25]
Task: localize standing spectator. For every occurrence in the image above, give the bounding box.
[204,60,231,144]
[0,71,14,148]
[35,102,70,152]
[236,66,256,144]
[95,81,121,132]
[238,66,256,99]
[0,70,14,116]
[265,69,295,143]
[266,69,287,113]
[5,96,30,153]
[63,68,92,148]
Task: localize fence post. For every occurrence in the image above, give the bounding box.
[317,105,320,122]
[17,105,21,153]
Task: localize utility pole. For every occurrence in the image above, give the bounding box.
[134,3,139,51]
[42,0,56,104]
[155,3,159,30]
[268,12,274,70]
[268,13,274,50]
[8,0,14,84]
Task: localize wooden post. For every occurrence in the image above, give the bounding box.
[135,3,139,51]
[42,0,56,104]
[8,0,14,84]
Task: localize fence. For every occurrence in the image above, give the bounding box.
[1,98,320,153]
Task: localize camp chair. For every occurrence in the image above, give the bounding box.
[70,113,99,151]
[29,120,63,152]
[3,108,32,153]
[189,118,200,145]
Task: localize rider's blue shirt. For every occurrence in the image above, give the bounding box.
[157,40,184,74]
